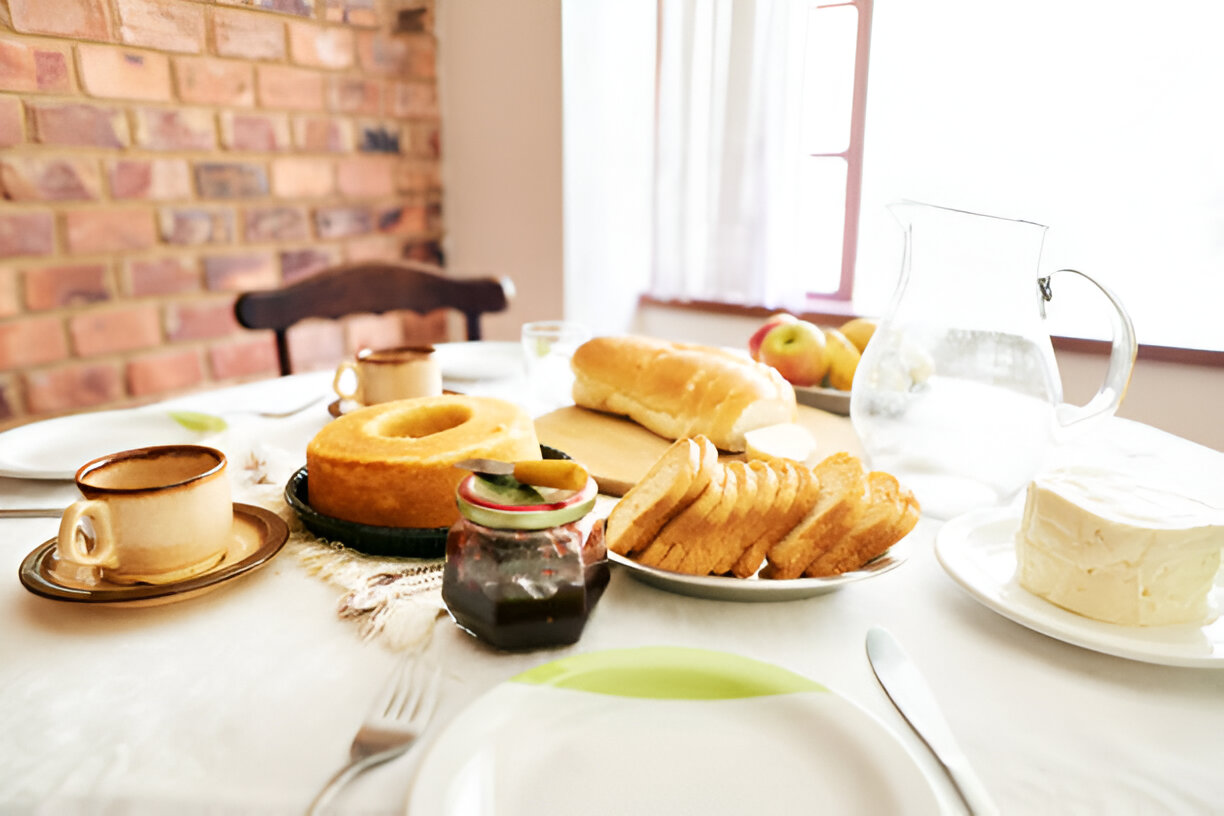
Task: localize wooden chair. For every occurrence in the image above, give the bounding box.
[234,260,515,375]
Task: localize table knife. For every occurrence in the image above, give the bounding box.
[0,508,63,519]
[865,625,1000,816]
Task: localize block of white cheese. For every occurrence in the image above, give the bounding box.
[1015,467,1224,626]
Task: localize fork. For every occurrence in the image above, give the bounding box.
[306,658,442,815]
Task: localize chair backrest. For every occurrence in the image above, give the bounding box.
[234,260,515,375]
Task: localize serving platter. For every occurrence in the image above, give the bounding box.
[608,535,909,602]
[405,646,940,815]
[793,384,851,415]
[935,507,1224,668]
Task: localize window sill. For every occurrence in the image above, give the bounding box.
[639,294,1224,368]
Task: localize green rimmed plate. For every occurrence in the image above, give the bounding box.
[405,646,941,815]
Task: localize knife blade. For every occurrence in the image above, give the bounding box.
[0,508,64,519]
[865,626,999,816]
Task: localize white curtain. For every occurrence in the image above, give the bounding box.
[651,0,806,306]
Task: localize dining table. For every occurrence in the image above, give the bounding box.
[1,340,1222,816]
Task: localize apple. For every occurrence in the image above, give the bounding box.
[747,312,798,361]
[823,327,862,390]
[758,320,828,386]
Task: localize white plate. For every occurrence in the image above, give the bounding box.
[607,536,909,602]
[433,341,524,381]
[405,647,940,815]
[935,507,1224,668]
[0,407,221,481]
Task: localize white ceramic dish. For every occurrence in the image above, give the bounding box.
[935,507,1224,668]
[607,537,908,602]
[0,407,221,481]
[405,647,940,815]
[793,384,851,415]
[433,341,524,382]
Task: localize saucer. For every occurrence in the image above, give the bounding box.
[18,503,289,607]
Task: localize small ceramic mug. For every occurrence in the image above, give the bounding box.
[332,345,442,405]
[56,445,233,585]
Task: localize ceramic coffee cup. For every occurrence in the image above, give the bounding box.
[56,445,233,585]
[332,345,442,405]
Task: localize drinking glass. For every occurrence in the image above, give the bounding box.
[521,321,590,411]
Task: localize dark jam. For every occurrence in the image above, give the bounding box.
[442,518,609,651]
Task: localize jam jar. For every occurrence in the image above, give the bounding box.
[442,470,609,650]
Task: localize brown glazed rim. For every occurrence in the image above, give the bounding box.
[75,444,227,495]
[356,345,437,364]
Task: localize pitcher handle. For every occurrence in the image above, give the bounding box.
[1040,268,1137,429]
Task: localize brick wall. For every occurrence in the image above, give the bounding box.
[0,0,446,427]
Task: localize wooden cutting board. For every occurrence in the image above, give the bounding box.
[535,405,863,496]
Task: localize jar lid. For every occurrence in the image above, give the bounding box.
[455,473,597,530]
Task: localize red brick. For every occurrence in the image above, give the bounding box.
[220,112,290,151]
[174,57,254,107]
[28,102,129,148]
[116,0,206,54]
[69,304,162,356]
[195,162,270,199]
[209,335,279,380]
[133,108,215,150]
[0,211,54,258]
[24,263,110,310]
[288,21,354,68]
[6,0,113,40]
[344,234,400,262]
[0,37,73,93]
[395,159,440,194]
[329,77,381,115]
[337,156,396,198]
[65,209,157,253]
[24,362,123,414]
[355,32,406,76]
[159,208,236,245]
[292,116,352,152]
[109,158,192,200]
[127,348,204,397]
[0,155,102,201]
[344,312,402,352]
[315,206,372,239]
[127,257,200,296]
[387,81,437,118]
[0,315,68,370]
[216,0,315,20]
[0,270,17,317]
[165,298,240,341]
[215,8,287,61]
[0,96,24,148]
[244,207,308,242]
[324,0,377,26]
[78,45,172,102]
[376,204,428,235]
[203,253,278,291]
[257,65,325,111]
[280,247,336,283]
[283,319,343,371]
[270,157,333,197]
[401,120,440,159]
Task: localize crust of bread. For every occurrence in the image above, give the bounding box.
[731,461,816,578]
[802,471,920,577]
[655,462,739,574]
[673,459,754,575]
[629,436,720,565]
[707,459,775,575]
[604,437,699,556]
[570,336,796,452]
[764,452,867,580]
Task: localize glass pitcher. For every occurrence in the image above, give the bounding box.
[849,201,1137,519]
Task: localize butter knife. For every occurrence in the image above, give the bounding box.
[0,508,63,519]
[865,626,999,816]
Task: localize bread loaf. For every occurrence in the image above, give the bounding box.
[570,335,797,453]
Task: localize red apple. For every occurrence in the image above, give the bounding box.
[758,320,829,386]
[747,312,798,361]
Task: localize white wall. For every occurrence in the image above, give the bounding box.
[434,0,565,340]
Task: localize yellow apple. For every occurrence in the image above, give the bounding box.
[839,317,878,353]
[823,327,861,391]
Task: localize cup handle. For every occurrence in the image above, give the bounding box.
[56,500,118,568]
[333,360,359,401]
[1041,268,1137,430]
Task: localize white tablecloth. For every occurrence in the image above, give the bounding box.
[1,365,1222,815]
